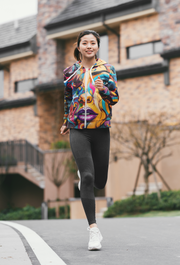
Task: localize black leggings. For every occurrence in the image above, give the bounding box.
[70,128,110,225]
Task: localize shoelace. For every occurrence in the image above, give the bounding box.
[87,228,100,242]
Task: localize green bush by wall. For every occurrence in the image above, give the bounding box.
[51,140,70,150]
[0,205,70,220]
[104,190,180,218]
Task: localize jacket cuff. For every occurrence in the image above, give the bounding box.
[99,86,109,95]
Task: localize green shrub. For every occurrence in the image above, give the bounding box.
[0,204,70,220]
[51,140,70,150]
[0,155,17,166]
[104,190,180,218]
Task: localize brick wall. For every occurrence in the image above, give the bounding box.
[0,106,39,144]
[108,27,119,65]
[118,14,163,70]
[112,57,180,124]
[0,55,39,143]
[3,55,38,100]
[64,37,77,68]
[37,90,66,150]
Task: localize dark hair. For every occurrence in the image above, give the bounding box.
[74,30,100,61]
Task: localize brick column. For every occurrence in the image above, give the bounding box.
[37,0,71,83]
[159,0,180,50]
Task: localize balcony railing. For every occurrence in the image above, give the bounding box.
[0,140,44,174]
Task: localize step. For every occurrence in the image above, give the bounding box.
[31,171,43,177]
[35,176,45,181]
[138,182,162,188]
[96,213,104,218]
[39,181,45,189]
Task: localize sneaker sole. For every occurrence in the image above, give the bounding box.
[88,243,102,251]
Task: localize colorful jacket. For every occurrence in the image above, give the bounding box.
[63,58,119,129]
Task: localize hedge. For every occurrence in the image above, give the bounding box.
[104,190,180,218]
[0,205,70,220]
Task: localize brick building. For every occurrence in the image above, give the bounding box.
[0,0,180,216]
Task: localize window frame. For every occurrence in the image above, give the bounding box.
[127,40,164,60]
[15,78,38,93]
[97,33,109,63]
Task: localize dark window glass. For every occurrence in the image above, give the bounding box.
[127,41,163,59]
[0,70,4,98]
[15,78,38,93]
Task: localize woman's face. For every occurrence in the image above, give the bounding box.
[78,34,99,60]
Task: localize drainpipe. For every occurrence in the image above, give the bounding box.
[102,14,120,64]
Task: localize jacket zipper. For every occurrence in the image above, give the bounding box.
[84,68,88,128]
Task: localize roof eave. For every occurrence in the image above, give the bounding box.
[160,47,180,59]
[116,61,168,79]
[45,1,158,40]
[0,96,36,110]
[0,35,37,65]
[32,79,64,93]
[45,0,153,30]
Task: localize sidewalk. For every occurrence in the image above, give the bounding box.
[1,217,180,265]
[0,223,32,265]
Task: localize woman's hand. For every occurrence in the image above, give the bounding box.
[60,125,69,135]
[94,76,104,91]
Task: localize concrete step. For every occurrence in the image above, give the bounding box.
[138,182,162,189]
[96,213,104,218]
[100,207,107,213]
[126,182,163,198]
[31,171,43,177]
[96,207,108,218]
[127,189,162,197]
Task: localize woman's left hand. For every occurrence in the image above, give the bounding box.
[94,76,104,91]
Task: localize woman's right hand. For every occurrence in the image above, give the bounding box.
[60,125,69,135]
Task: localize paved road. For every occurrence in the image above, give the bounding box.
[13,216,180,265]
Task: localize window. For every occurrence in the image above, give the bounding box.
[98,35,109,62]
[15,78,38,93]
[0,70,4,99]
[127,41,164,60]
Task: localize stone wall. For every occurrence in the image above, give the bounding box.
[159,0,180,50]
[37,0,73,83]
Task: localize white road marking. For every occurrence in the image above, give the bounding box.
[0,221,67,265]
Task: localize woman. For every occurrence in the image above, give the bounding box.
[60,30,119,250]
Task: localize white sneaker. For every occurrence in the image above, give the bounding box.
[77,170,81,190]
[87,226,103,250]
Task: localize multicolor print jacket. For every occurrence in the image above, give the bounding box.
[63,58,119,129]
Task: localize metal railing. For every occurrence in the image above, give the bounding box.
[0,139,44,174]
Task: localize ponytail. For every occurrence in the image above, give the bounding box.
[74,46,81,61]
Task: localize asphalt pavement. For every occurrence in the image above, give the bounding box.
[1,217,180,265]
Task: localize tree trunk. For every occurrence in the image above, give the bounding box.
[56,187,60,218]
[144,173,149,198]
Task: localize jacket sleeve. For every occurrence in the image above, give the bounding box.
[63,74,72,126]
[99,65,119,106]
